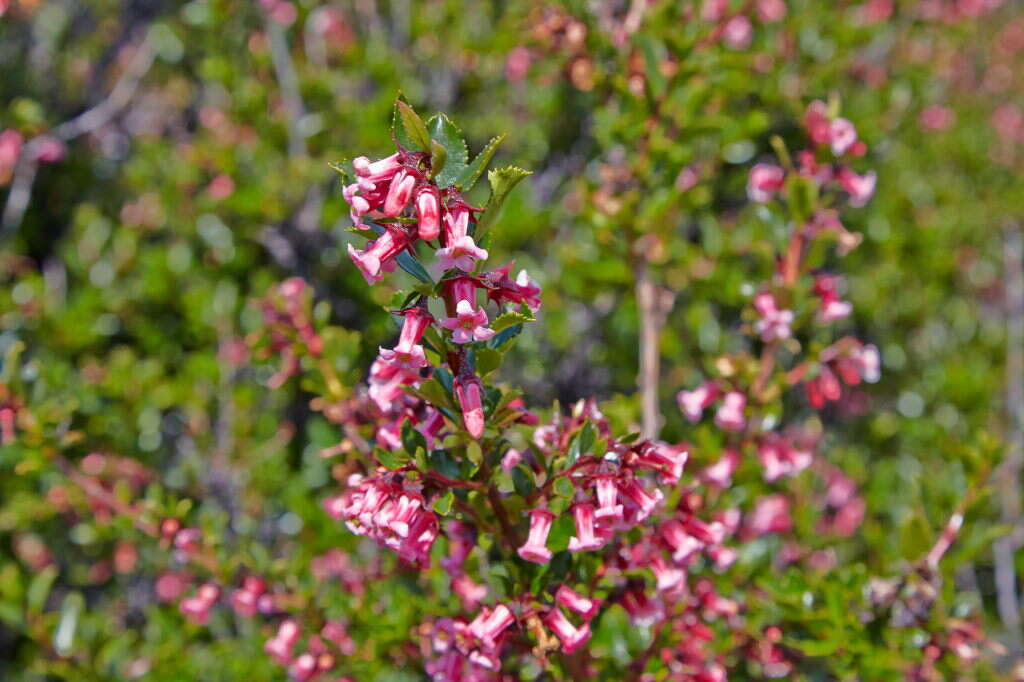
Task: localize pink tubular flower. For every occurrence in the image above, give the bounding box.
[378,305,433,370]
[837,167,877,207]
[454,371,486,439]
[265,619,301,665]
[714,392,746,431]
[347,227,411,285]
[436,235,489,273]
[442,202,472,244]
[180,583,220,625]
[484,264,543,312]
[758,435,813,482]
[545,607,592,654]
[555,585,600,620]
[617,478,663,523]
[747,163,786,202]
[620,587,664,626]
[568,502,609,552]
[677,380,718,422]
[518,508,555,564]
[753,292,794,342]
[702,449,741,488]
[829,118,858,155]
[804,100,832,146]
[442,300,495,344]
[813,275,853,322]
[756,0,786,22]
[415,185,441,240]
[745,494,792,538]
[468,604,515,649]
[288,653,317,681]
[383,168,417,217]
[593,474,624,524]
[722,15,753,50]
[636,442,688,484]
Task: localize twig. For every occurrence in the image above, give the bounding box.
[635,261,674,439]
[1,35,155,236]
[996,223,1024,654]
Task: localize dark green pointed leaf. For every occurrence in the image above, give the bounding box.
[487,324,523,350]
[456,134,506,191]
[511,465,536,497]
[426,113,468,188]
[401,420,428,456]
[27,565,58,615]
[395,250,433,284]
[392,96,430,151]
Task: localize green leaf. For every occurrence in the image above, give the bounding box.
[456,134,506,191]
[475,347,503,377]
[327,160,350,183]
[476,166,532,235]
[426,113,468,188]
[434,490,455,515]
[429,139,448,180]
[490,310,534,334]
[27,565,58,615]
[511,465,536,497]
[487,324,524,350]
[427,449,462,480]
[401,420,428,456]
[394,251,434,284]
[392,97,431,151]
[566,422,597,465]
[377,447,409,470]
[53,591,84,657]
[553,477,574,498]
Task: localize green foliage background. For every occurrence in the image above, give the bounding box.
[0,0,1021,679]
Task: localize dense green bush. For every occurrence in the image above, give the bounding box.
[1,0,1022,679]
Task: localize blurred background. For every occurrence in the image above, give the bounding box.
[1,0,1023,679]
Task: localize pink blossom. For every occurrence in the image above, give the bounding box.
[747,163,786,202]
[814,275,853,322]
[452,573,488,608]
[555,585,600,620]
[618,478,664,523]
[636,441,688,484]
[415,185,441,240]
[677,380,718,422]
[837,167,876,207]
[649,555,686,592]
[288,653,317,681]
[568,503,610,552]
[829,118,858,155]
[517,509,555,564]
[920,105,955,131]
[746,494,792,537]
[661,519,704,563]
[702,449,740,488]
[383,168,417,217]
[436,235,489,272]
[804,100,832,146]
[544,607,592,654]
[485,264,543,312]
[265,619,301,665]
[593,474,624,524]
[442,300,495,344]
[454,371,486,439]
[758,435,813,482]
[442,203,472,243]
[722,15,753,50]
[756,0,787,22]
[468,604,515,649]
[33,136,66,163]
[180,584,220,625]
[500,448,522,473]
[347,227,410,284]
[714,392,746,431]
[753,292,794,342]
[620,587,664,626]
